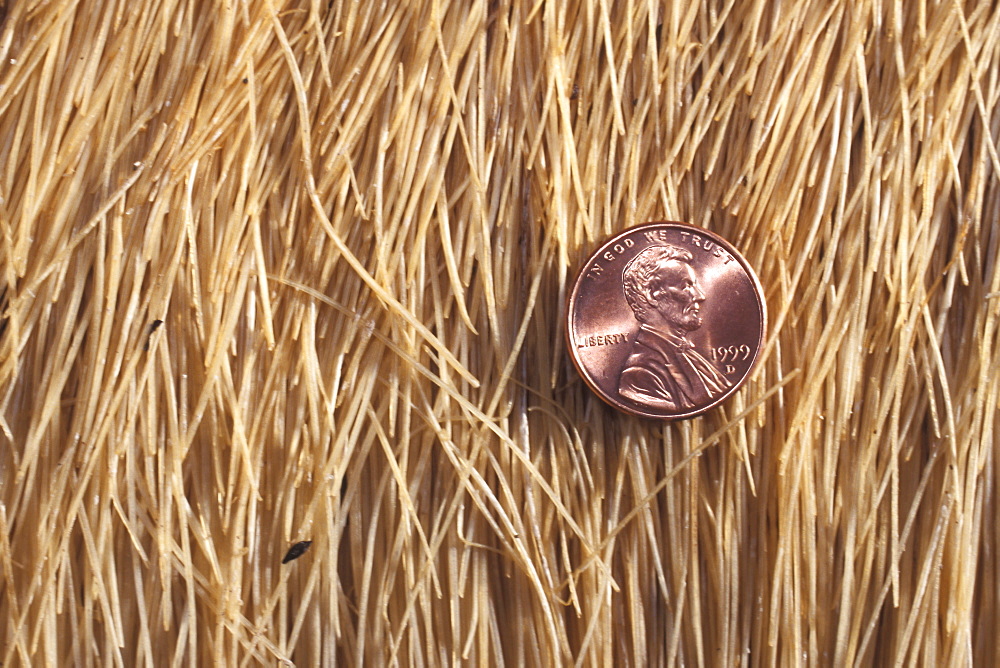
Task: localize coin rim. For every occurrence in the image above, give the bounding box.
[566,221,768,420]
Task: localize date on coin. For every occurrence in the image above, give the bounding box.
[566,221,766,420]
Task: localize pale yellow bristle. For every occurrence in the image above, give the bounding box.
[0,0,998,664]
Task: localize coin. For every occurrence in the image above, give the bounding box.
[566,221,767,420]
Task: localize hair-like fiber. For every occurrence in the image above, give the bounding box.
[1,0,998,665]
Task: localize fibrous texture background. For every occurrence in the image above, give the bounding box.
[1,0,999,665]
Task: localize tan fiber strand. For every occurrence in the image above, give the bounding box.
[1,0,999,665]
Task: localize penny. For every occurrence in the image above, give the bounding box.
[566,221,767,420]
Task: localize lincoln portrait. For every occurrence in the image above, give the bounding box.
[618,245,731,410]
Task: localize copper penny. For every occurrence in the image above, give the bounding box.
[566,221,767,420]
